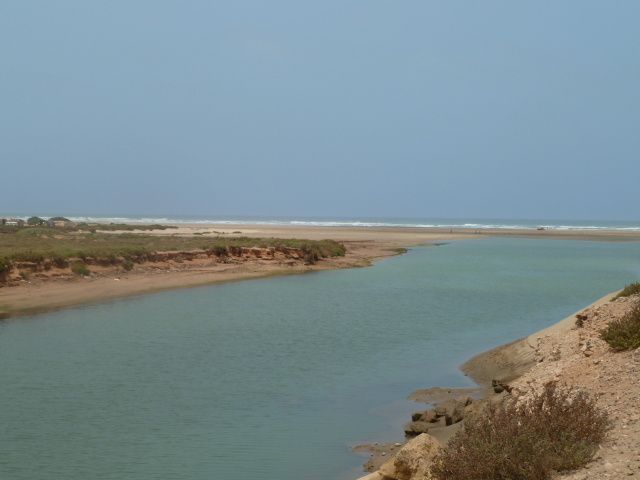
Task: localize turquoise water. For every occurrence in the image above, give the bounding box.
[1,238,639,480]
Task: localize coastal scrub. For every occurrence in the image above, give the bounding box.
[430,382,609,480]
[0,227,347,284]
[614,282,640,299]
[601,303,640,351]
[0,228,345,271]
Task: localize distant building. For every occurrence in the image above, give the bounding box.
[5,218,25,227]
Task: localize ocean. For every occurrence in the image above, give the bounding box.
[3,214,640,231]
[1,238,639,479]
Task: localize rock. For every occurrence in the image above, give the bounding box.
[447,404,465,425]
[356,472,384,480]
[404,421,431,436]
[378,433,441,480]
[434,405,447,416]
[411,411,423,422]
[491,379,512,394]
[575,313,588,327]
[411,409,439,423]
[421,409,439,423]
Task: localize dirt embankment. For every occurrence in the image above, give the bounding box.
[0,239,406,319]
[1,246,313,287]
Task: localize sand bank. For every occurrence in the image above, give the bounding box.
[126,223,640,243]
[461,290,617,386]
[0,225,472,319]
[2,222,638,319]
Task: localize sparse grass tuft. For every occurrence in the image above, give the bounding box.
[431,382,609,480]
[70,262,90,276]
[614,282,640,300]
[0,257,12,281]
[0,229,346,281]
[601,304,640,351]
[52,256,69,268]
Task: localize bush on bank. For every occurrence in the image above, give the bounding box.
[430,382,609,480]
[614,282,640,299]
[601,304,640,351]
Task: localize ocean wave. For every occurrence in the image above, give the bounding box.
[4,215,640,231]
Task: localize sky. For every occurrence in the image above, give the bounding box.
[1,1,639,220]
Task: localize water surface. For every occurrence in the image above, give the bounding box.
[1,238,639,479]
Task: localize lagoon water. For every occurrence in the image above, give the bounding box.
[1,238,640,480]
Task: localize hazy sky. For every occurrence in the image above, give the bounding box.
[2,1,639,220]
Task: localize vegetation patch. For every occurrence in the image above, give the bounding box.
[70,262,90,276]
[27,216,46,226]
[613,282,640,300]
[0,228,346,281]
[431,382,609,480]
[0,257,12,281]
[601,304,640,351]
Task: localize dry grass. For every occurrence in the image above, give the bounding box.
[0,228,346,279]
[601,303,640,351]
[431,382,609,480]
[614,282,640,299]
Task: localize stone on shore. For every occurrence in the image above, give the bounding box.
[406,397,470,436]
[378,433,441,480]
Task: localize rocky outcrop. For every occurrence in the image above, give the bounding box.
[377,434,441,480]
[404,396,472,437]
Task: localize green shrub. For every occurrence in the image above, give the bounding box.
[71,262,90,276]
[0,257,11,281]
[52,256,69,268]
[12,251,45,263]
[431,382,609,480]
[614,282,640,299]
[210,245,228,257]
[27,216,46,226]
[0,257,10,272]
[601,304,640,351]
[122,259,134,271]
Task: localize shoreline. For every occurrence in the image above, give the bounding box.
[1,223,639,320]
[460,290,617,387]
[0,243,395,320]
[0,224,479,320]
[357,289,636,480]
